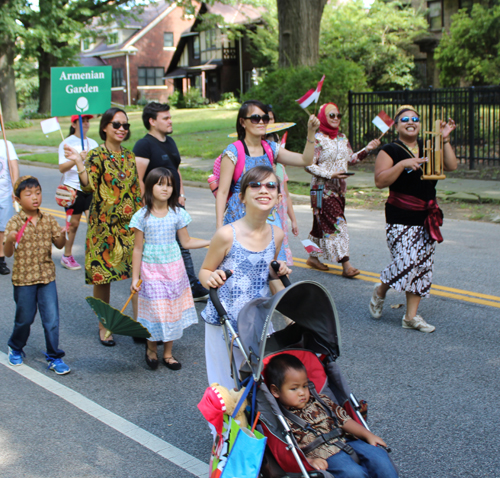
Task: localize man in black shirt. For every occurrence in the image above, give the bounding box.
[134,102,209,301]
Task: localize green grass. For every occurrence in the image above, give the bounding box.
[20,153,58,164]
[5,107,238,160]
[179,166,210,182]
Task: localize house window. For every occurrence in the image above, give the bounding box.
[428,1,442,30]
[82,38,92,51]
[193,36,200,59]
[164,32,174,48]
[205,29,218,50]
[138,67,165,86]
[108,32,119,45]
[112,68,123,88]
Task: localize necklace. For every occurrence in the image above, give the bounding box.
[105,143,125,162]
[398,139,419,158]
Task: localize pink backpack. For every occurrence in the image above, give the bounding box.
[207,140,274,200]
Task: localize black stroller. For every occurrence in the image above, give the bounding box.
[209,264,385,478]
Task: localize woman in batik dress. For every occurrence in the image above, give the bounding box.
[306,102,380,277]
[368,104,457,333]
[64,108,141,346]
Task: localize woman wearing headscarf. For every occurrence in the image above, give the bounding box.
[305,102,380,277]
[369,105,457,332]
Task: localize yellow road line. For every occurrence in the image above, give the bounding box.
[41,207,87,223]
[39,211,499,308]
[292,257,500,308]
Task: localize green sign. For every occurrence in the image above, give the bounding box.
[51,66,112,117]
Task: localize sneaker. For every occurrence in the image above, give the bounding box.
[192,282,209,302]
[369,283,385,319]
[402,314,436,333]
[0,261,10,275]
[61,255,81,270]
[47,358,71,375]
[8,347,24,366]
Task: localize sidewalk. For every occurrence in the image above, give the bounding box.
[180,156,500,203]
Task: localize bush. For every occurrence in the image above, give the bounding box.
[243,58,367,152]
[217,92,240,108]
[168,90,183,108]
[21,101,50,120]
[183,88,209,108]
[136,97,149,106]
[5,120,33,129]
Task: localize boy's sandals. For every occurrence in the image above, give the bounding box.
[342,267,360,278]
[163,356,182,371]
[306,257,329,271]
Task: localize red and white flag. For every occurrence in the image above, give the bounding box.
[301,239,322,254]
[296,75,326,109]
[280,131,288,149]
[372,110,394,134]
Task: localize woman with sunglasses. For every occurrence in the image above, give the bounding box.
[306,102,380,277]
[369,105,457,333]
[64,107,142,346]
[216,100,319,262]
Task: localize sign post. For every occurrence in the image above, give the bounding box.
[51,66,112,149]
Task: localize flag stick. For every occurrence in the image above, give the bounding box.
[59,126,65,141]
[377,129,390,141]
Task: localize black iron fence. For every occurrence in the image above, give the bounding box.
[348,86,500,169]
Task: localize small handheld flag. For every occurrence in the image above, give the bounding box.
[65,208,74,240]
[280,131,288,149]
[296,75,326,113]
[40,117,65,141]
[15,217,32,249]
[372,111,394,138]
[301,239,322,255]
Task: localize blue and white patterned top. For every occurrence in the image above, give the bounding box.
[201,224,276,329]
[129,206,191,264]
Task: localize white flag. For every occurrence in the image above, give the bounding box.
[40,117,61,134]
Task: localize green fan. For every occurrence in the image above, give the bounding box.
[86,281,151,339]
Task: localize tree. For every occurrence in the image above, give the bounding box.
[435,4,500,87]
[320,0,428,90]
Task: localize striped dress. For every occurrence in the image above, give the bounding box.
[129,207,197,342]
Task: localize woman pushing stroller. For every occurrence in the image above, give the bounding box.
[199,166,291,390]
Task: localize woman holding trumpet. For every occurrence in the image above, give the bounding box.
[369,105,457,333]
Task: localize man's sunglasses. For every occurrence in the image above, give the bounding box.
[328,113,343,119]
[109,122,131,130]
[248,181,278,190]
[398,116,420,123]
[244,114,270,125]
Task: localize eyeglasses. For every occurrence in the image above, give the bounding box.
[248,181,278,190]
[398,116,420,123]
[109,122,130,130]
[328,113,343,119]
[243,114,270,125]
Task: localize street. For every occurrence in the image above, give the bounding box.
[1,164,499,477]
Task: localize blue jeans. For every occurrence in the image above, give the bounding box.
[8,281,65,359]
[326,439,398,478]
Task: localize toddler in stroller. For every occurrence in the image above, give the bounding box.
[266,353,398,478]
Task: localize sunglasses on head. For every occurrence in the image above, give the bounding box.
[248,181,278,190]
[109,121,130,130]
[398,116,420,123]
[328,113,343,119]
[244,114,270,125]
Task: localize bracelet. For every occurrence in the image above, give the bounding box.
[77,168,86,174]
[180,194,186,199]
[443,139,450,144]
[306,137,315,144]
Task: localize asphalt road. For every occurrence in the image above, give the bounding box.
[1,164,499,477]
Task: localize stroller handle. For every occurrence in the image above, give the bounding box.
[271,261,291,288]
[209,270,233,318]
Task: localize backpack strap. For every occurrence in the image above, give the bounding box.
[233,140,246,183]
[261,140,274,165]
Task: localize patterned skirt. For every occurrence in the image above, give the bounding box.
[380,224,436,298]
[137,258,198,342]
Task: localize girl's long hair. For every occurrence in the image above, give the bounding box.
[143,167,179,218]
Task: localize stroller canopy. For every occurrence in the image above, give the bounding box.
[237,281,341,379]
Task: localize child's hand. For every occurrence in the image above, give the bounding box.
[6,230,17,244]
[131,279,142,293]
[291,221,299,236]
[308,457,328,471]
[206,270,229,289]
[366,433,387,448]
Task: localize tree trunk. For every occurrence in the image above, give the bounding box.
[0,37,19,122]
[38,49,54,114]
[277,0,328,68]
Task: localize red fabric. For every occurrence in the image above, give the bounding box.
[387,191,444,243]
[197,386,228,435]
[318,103,339,140]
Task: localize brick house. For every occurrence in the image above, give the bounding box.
[79,1,197,105]
[412,0,484,87]
[165,2,264,102]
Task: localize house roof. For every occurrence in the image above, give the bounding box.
[82,1,178,58]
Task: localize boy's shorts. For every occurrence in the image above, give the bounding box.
[65,190,92,216]
[0,195,15,231]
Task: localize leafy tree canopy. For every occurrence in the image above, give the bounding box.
[435,4,500,86]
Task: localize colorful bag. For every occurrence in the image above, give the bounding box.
[207,140,274,200]
[55,183,76,208]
